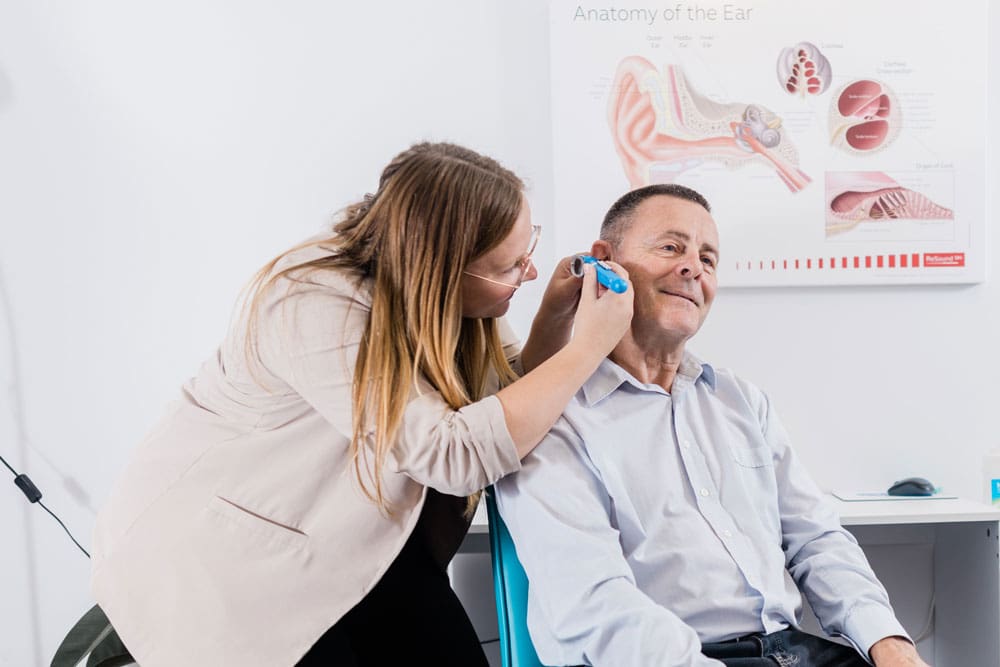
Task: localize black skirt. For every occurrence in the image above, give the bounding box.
[297,490,488,666]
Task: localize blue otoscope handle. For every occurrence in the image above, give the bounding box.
[570,255,628,294]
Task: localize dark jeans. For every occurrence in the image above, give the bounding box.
[296,532,488,666]
[702,628,868,666]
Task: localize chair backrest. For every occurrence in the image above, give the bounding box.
[485,487,545,667]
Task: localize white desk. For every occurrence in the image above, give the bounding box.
[833,495,1000,526]
[830,496,1000,666]
[461,496,1000,666]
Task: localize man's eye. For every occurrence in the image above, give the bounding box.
[701,256,716,267]
[662,244,679,252]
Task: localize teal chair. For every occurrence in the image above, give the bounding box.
[485,486,546,667]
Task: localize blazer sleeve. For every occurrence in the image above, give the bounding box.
[256,273,521,496]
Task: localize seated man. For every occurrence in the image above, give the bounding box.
[495,184,928,667]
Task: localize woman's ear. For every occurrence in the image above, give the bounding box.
[591,239,613,261]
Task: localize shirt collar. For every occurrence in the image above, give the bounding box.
[581,350,717,407]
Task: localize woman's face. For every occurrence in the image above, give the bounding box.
[460,198,539,319]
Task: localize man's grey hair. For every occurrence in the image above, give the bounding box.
[600,184,711,247]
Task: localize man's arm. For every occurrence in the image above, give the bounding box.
[754,387,916,661]
[494,418,722,667]
[869,636,930,666]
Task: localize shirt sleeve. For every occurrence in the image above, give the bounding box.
[495,417,724,667]
[256,274,521,496]
[759,391,909,659]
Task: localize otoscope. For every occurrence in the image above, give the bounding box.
[570,255,628,293]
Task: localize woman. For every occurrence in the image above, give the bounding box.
[90,142,632,666]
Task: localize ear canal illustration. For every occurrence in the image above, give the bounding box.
[829,79,902,154]
[608,56,810,192]
[776,41,832,97]
[825,171,954,236]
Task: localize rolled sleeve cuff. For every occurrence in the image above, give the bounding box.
[842,603,911,664]
[462,394,522,482]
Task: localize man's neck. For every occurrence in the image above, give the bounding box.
[608,329,688,392]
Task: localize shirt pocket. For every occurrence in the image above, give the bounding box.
[729,443,774,468]
[204,495,309,551]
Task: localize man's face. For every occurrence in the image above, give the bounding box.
[602,195,720,342]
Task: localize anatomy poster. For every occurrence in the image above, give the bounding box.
[550,1,988,286]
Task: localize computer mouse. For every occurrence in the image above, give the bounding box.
[887,477,936,496]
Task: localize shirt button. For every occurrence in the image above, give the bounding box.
[723,529,732,538]
[682,440,692,449]
[699,488,710,497]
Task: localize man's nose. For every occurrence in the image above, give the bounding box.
[677,254,703,278]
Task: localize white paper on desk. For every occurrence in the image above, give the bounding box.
[833,490,958,501]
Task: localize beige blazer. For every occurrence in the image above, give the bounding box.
[91,241,522,666]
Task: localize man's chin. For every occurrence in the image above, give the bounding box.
[654,314,701,339]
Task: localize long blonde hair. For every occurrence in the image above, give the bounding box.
[245,142,523,512]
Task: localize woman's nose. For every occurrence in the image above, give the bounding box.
[523,259,539,283]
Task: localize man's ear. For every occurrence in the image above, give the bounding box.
[591,239,613,261]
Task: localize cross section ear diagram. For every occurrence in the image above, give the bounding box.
[607,55,811,193]
[825,171,954,237]
[828,79,902,155]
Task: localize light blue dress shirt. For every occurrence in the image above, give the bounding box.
[495,354,906,667]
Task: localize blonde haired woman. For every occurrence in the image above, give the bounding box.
[90,142,632,666]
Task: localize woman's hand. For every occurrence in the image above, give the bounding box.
[534,254,588,324]
[521,254,591,372]
[522,255,633,373]
[499,260,632,455]
[570,260,633,356]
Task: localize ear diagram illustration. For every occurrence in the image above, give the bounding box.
[607,56,811,192]
[829,79,901,154]
[776,42,832,97]
[825,171,953,236]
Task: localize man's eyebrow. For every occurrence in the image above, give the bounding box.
[649,229,718,256]
[649,229,691,243]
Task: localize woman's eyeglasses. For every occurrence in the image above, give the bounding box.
[463,225,541,290]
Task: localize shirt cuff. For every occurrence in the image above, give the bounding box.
[841,602,911,664]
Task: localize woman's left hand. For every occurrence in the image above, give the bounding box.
[535,253,587,324]
[520,254,588,373]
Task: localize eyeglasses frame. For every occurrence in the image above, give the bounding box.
[463,225,541,290]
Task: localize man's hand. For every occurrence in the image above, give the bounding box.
[869,636,930,666]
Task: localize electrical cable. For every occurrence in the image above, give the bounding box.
[1,452,90,559]
[1,450,15,476]
[911,594,935,644]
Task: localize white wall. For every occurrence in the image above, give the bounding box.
[0,2,995,666]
